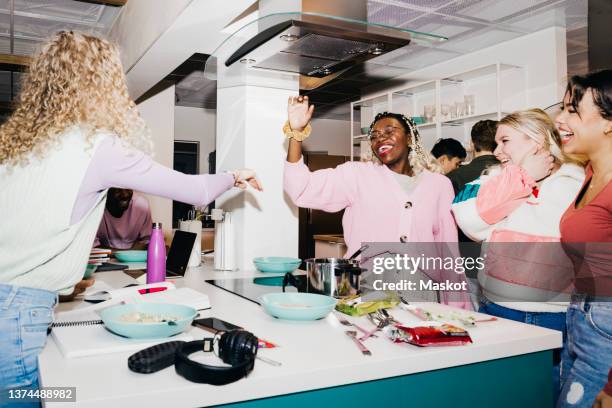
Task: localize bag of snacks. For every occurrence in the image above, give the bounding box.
[335,291,400,316]
[384,322,472,347]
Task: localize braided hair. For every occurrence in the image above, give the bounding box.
[368,112,442,174]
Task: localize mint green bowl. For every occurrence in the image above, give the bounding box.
[100,303,197,339]
[114,250,147,263]
[83,264,97,279]
[253,257,301,273]
[260,293,337,321]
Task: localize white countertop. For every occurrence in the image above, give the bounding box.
[40,257,562,408]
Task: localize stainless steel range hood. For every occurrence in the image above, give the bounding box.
[224,13,412,90]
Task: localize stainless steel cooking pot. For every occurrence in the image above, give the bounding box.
[282,258,363,298]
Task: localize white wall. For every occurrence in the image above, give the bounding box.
[303,118,351,156]
[174,106,216,174]
[137,85,176,229]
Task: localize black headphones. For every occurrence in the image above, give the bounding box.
[174,330,258,386]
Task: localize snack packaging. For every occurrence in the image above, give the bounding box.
[384,323,472,347]
[335,292,400,316]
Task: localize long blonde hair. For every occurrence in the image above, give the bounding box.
[0,31,150,167]
[498,109,587,166]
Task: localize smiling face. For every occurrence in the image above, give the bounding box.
[106,188,133,218]
[493,124,539,167]
[556,89,612,157]
[370,117,411,166]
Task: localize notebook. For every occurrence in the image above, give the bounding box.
[52,287,210,358]
[51,319,194,358]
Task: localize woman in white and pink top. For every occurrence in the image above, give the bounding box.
[0,31,261,399]
[452,108,586,400]
[283,96,472,310]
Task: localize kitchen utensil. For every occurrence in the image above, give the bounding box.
[253,257,301,273]
[179,219,202,267]
[99,303,198,339]
[348,244,369,261]
[345,330,371,356]
[114,250,147,263]
[359,311,394,341]
[334,312,377,338]
[259,292,336,321]
[283,258,364,298]
[256,355,282,367]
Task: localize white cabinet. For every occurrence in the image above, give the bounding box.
[349,63,526,160]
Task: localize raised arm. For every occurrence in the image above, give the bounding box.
[283,96,355,212]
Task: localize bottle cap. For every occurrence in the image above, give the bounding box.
[152,222,162,229]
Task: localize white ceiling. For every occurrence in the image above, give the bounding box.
[0,0,589,118]
[0,0,121,55]
[0,0,121,104]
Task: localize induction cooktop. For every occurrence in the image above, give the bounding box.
[205,276,299,305]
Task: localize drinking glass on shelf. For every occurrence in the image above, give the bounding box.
[441,104,450,121]
[423,105,435,123]
[464,95,475,116]
[455,102,466,118]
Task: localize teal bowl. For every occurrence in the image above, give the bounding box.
[253,257,301,273]
[114,250,147,263]
[260,293,337,321]
[99,303,197,339]
[83,264,97,279]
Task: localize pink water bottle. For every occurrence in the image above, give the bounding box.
[147,222,166,283]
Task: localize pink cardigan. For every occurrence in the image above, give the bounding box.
[284,159,471,310]
[284,158,458,256]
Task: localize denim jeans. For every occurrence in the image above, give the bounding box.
[557,295,612,408]
[0,284,56,408]
[479,297,566,405]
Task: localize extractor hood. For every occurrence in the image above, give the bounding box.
[224,13,413,90]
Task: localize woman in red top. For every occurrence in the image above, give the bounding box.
[556,69,612,408]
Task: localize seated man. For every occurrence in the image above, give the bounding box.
[431,138,467,174]
[94,188,152,250]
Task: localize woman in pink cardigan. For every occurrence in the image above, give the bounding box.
[283,96,471,310]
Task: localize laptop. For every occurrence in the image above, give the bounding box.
[118,230,197,280]
[165,230,197,277]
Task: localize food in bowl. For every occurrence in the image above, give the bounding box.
[100,303,197,339]
[119,312,179,323]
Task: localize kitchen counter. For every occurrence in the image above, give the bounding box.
[39,257,561,408]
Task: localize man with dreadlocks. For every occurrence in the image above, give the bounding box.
[282,96,472,310]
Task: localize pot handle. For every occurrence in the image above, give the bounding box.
[282,272,300,292]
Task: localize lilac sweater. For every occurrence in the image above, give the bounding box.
[70,136,234,224]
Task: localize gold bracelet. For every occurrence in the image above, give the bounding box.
[283,120,312,142]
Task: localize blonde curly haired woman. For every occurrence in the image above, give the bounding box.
[0,31,261,402]
[283,96,471,310]
[452,108,587,403]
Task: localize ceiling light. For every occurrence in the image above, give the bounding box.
[280,34,300,42]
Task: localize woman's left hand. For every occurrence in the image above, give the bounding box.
[58,278,95,302]
[520,146,554,181]
[230,169,263,191]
